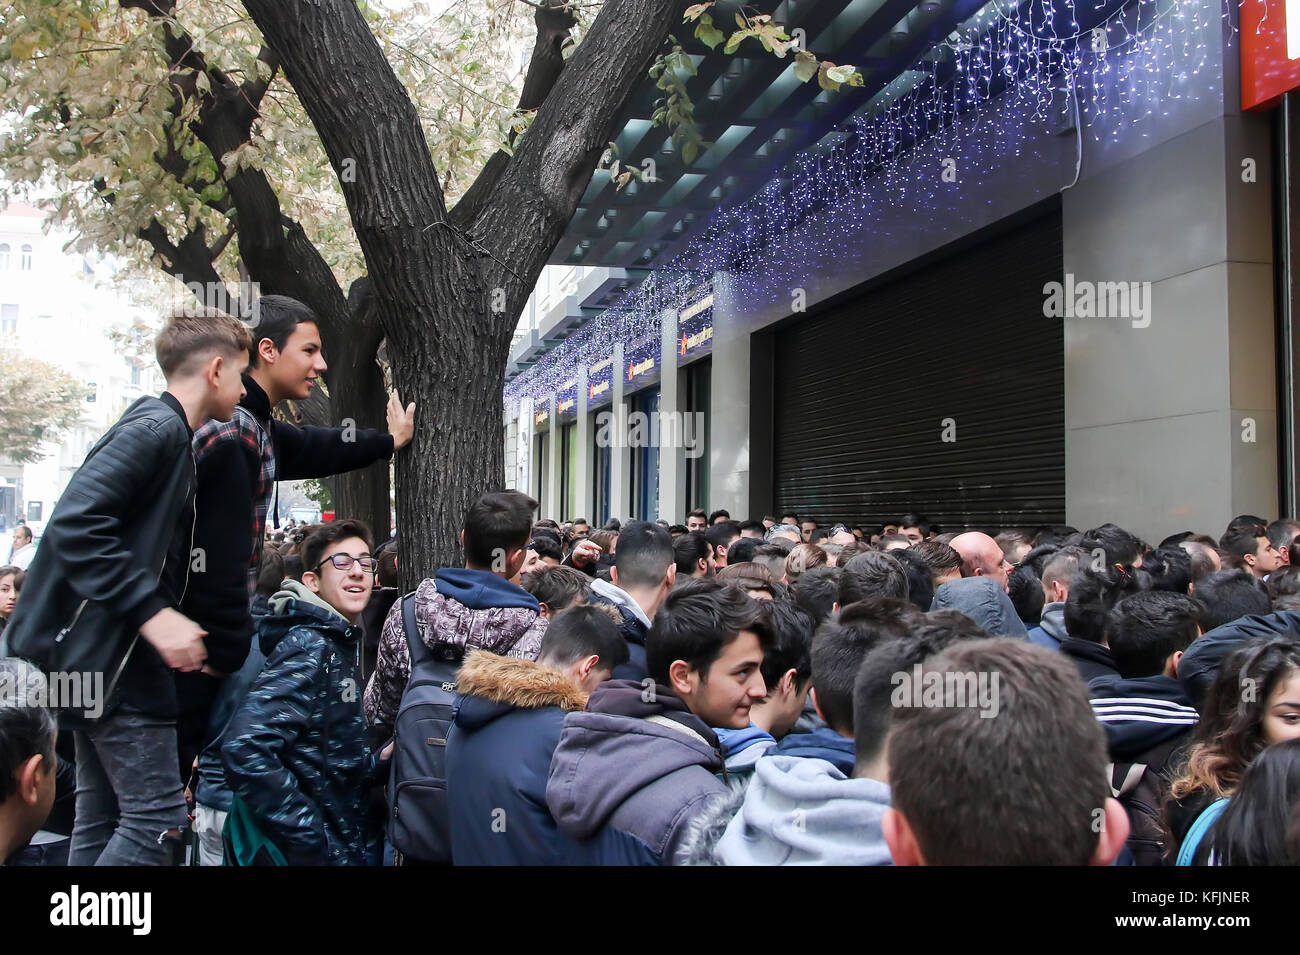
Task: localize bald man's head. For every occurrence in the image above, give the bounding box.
[949,532,1012,591]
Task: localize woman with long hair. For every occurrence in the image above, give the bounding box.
[1165,637,1300,860]
[1198,739,1300,865]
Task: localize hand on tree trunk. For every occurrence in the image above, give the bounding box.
[387,391,417,452]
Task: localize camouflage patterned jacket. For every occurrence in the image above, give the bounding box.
[223,581,383,866]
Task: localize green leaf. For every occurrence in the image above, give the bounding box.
[723,30,751,54]
[683,140,698,165]
[695,14,725,50]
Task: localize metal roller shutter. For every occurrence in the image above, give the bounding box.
[772,208,1064,532]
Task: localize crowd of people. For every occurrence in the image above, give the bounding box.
[3,293,1300,867]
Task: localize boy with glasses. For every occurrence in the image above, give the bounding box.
[221,519,390,865]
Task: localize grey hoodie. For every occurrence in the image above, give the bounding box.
[930,576,1029,638]
[681,755,893,865]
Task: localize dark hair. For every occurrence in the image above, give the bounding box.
[1032,524,1079,548]
[301,519,374,577]
[888,639,1109,865]
[1040,545,1088,597]
[1007,564,1044,625]
[1227,514,1271,534]
[875,534,912,551]
[1194,569,1271,632]
[1079,523,1145,568]
[537,604,629,672]
[708,509,731,524]
[673,531,712,577]
[572,517,589,527]
[738,520,766,536]
[750,544,789,582]
[1269,566,1300,601]
[706,521,741,554]
[839,551,908,605]
[890,547,935,612]
[613,520,674,590]
[668,524,688,536]
[994,529,1033,562]
[758,599,814,693]
[646,578,770,686]
[781,512,799,524]
[0,565,24,603]
[852,615,987,772]
[1171,637,1300,802]
[282,553,304,582]
[1203,739,1300,865]
[812,597,923,735]
[1220,523,1269,562]
[243,295,317,369]
[1063,566,1142,644]
[910,539,961,579]
[527,532,563,563]
[155,307,254,378]
[898,513,930,536]
[1105,591,1201,679]
[725,537,760,565]
[687,508,707,521]
[520,565,591,614]
[1138,547,1193,595]
[463,490,537,569]
[716,561,778,598]
[255,547,286,597]
[377,548,399,588]
[0,658,57,801]
[791,566,841,625]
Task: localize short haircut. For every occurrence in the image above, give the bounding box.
[765,522,801,541]
[875,534,912,550]
[256,547,286,597]
[716,561,777,596]
[706,521,741,553]
[463,490,537,569]
[244,295,317,369]
[613,520,674,590]
[791,565,841,624]
[673,531,712,576]
[911,539,962,579]
[1220,524,1268,560]
[301,518,374,575]
[738,520,766,536]
[1194,569,1271,631]
[751,544,789,581]
[0,657,57,801]
[1079,522,1145,567]
[1063,566,1142,644]
[839,551,909,605]
[898,513,930,536]
[688,508,707,520]
[852,615,986,771]
[154,308,254,379]
[537,604,629,672]
[890,547,936,611]
[888,639,1109,864]
[1041,545,1088,595]
[1180,539,1220,581]
[1266,519,1300,552]
[12,527,31,544]
[1105,591,1202,678]
[812,597,923,735]
[646,577,771,685]
[377,548,399,588]
[784,542,827,583]
[725,537,761,565]
[520,565,591,614]
[708,509,731,524]
[1007,564,1044,625]
[758,599,815,691]
[781,512,799,524]
[994,529,1033,559]
[1137,546,1193,595]
[1268,565,1300,601]
[527,532,563,563]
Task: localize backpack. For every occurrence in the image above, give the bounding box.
[1107,734,1187,866]
[386,593,462,865]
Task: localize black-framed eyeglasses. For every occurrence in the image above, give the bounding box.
[314,553,378,574]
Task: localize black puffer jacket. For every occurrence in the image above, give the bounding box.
[223,582,383,866]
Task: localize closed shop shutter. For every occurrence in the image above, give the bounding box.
[772,207,1064,531]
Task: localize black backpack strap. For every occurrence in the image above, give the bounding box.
[400,591,429,669]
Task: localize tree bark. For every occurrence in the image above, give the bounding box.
[242,0,688,588]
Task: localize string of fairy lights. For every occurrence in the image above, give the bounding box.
[502,0,1234,417]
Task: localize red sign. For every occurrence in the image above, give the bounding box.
[1242,0,1300,110]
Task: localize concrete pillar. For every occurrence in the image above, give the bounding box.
[709,272,751,517]
[658,308,686,522]
[545,395,559,519]
[575,365,592,522]
[609,342,630,521]
[1062,112,1278,540]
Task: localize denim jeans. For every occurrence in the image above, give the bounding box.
[69,708,188,866]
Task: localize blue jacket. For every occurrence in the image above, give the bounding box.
[447,652,593,865]
[588,579,651,682]
[546,679,726,865]
[715,724,777,777]
[1027,601,1067,651]
[767,724,857,776]
[1178,610,1300,711]
[223,583,383,865]
[930,577,1030,639]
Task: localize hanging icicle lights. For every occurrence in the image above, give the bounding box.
[502,0,1233,416]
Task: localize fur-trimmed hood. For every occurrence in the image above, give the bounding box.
[454,650,586,733]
